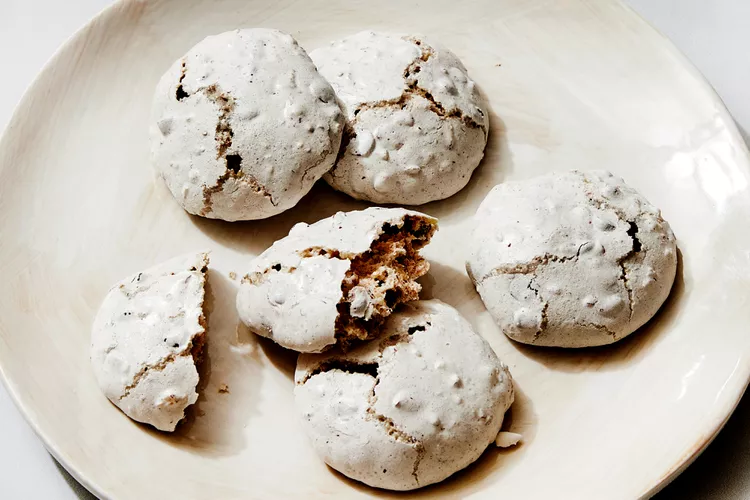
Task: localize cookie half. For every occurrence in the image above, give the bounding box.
[151,29,343,221]
[295,300,514,490]
[90,253,208,431]
[236,207,437,353]
[312,31,489,205]
[466,170,677,347]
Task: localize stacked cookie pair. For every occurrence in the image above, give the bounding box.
[150,29,489,221]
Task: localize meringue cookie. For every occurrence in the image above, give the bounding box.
[151,29,343,221]
[311,31,489,205]
[90,252,208,431]
[295,300,514,490]
[236,207,437,353]
[467,170,677,347]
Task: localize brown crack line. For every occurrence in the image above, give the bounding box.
[490,243,630,339]
[173,80,276,215]
[345,37,484,136]
[583,183,651,320]
[618,259,635,319]
[526,273,618,341]
[482,243,587,282]
[117,262,208,400]
[301,144,335,184]
[583,187,648,320]
[301,358,426,485]
[242,264,298,285]
[576,320,618,339]
[199,84,278,213]
[376,320,431,352]
[485,179,652,319]
[175,59,188,101]
[526,277,548,340]
[118,343,195,401]
[527,274,617,341]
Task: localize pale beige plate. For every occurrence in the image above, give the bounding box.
[2,0,750,498]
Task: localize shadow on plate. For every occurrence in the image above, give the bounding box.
[257,334,298,381]
[189,181,368,254]
[149,270,263,456]
[418,261,487,331]
[510,248,687,373]
[423,109,512,223]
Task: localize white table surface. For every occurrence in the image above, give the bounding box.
[1,0,748,498]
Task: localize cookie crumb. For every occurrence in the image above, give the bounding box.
[228,271,237,280]
[495,431,522,448]
[218,384,230,394]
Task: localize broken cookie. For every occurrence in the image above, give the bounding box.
[311,31,489,205]
[466,170,677,347]
[295,300,514,491]
[90,252,208,431]
[236,207,437,353]
[150,29,344,221]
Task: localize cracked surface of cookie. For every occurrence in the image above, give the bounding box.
[466,170,677,347]
[311,31,489,205]
[236,207,437,353]
[295,300,514,491]
[90,253,209,431]
[150,29,344,221]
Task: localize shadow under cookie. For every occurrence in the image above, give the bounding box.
[189,181,370,255]
[422,107,512,223]
[149,270,263,457]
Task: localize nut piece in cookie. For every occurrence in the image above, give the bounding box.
[90,252,209,431]
[466,170,677,347]
[236,207,437,353]
[311,31,489,205]
[295,300,515,491]
[150,29,344,221]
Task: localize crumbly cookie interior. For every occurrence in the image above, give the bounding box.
[335,215,435,348]
[189,260,209,365]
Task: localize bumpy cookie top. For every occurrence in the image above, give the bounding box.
[236,207,436,353]
[311,31,489,205]
[151,29,343,221]
[90,253,208,431]
[467,170,677,347]
[295,300,514,490]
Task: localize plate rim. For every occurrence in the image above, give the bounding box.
[1,0,749,498]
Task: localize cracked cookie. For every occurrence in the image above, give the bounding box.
[236,207,437,353]
[90,252,208,431]
[295,300,514,491]
[311,31,489,205]
[467,170,677,347]
[150,29,344,221]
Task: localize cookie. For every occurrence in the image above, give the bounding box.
[466,170,677,347]
[90,253,208,431]
[295,300,514,491]
[311,31,489,205]
[236,207,437,353]
[150,29,343,221]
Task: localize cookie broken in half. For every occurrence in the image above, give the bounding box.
[90,252,208,431]
[236,207,437,353]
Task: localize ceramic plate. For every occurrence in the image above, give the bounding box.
[2,0,750,498]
